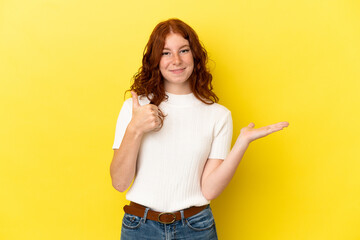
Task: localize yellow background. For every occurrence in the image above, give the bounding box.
[1,0,359,239]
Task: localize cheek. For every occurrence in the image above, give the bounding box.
[187,58,194,70]
[159,61,168,78]
[187,55,194,67]
[159,59,169,71]
[159,60,164,70]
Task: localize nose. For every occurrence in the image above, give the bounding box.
[172,53,182,65]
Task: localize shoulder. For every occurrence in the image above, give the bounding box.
[195,101,232,125]
[212,102,231,114]
[202,102,231,117]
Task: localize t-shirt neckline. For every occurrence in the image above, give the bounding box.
[163,91,201,106]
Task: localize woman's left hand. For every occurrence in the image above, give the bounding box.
[237,121,289,145]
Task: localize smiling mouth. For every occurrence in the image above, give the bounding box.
[170,68,185,74]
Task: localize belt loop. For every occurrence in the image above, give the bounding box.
[142,207,150,223]
[180,210,185,226]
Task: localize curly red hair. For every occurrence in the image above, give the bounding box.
[124,18,219,129]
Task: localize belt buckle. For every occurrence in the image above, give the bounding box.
[158,212,176,224]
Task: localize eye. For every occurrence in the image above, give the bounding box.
[162,52,170,56]
[180,49,190,54]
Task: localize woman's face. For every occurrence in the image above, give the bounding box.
[159,33,194,93]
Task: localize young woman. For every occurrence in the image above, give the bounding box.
[110,18,289,240]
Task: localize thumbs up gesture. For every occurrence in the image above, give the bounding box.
[129,91,162,135]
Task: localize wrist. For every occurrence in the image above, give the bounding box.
[234,136,250,148]
[127,122,144,138]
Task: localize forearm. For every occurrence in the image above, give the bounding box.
[202,138,250,200]
[110,123,143,192]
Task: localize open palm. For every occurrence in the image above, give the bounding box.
[239,121,289,144]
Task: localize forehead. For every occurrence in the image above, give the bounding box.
[163,33,189,49]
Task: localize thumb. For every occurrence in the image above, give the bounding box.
[131,91,140,109]
[248,122,255,128]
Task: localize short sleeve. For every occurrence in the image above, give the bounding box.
[112,99,132,149]
[208,111,233,160]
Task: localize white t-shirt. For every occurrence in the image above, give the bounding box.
[112,91,233,212]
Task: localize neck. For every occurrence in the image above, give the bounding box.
[164,83,192,95]
[166,90,193,95]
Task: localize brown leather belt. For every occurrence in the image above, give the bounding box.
[123,201,208,224]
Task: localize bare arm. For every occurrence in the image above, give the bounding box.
[201,121,289,200]
[110,91,161,192]
[110,123,144,192]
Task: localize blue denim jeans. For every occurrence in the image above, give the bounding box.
[121,205,218,240]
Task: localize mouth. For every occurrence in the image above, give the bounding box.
[169,68,186,74]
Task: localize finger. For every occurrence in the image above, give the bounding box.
[281,121,289,127]
[275,121,289,129]
[267,122,289,132]
[131,91,140,109]
[153,121,162,132]
[248,122,255,128]
[152,111,161,118]
[148,106,160,116]
[148,104,159,112]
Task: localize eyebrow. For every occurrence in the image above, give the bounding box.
[163,44,190,51]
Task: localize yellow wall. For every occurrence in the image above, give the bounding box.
[1,0,359,239]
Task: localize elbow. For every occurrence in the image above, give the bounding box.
[110,166,132,192]
[203,194,216,201]
[201,182,218,201]
[202,189,217,201]
[112,181,130,192]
